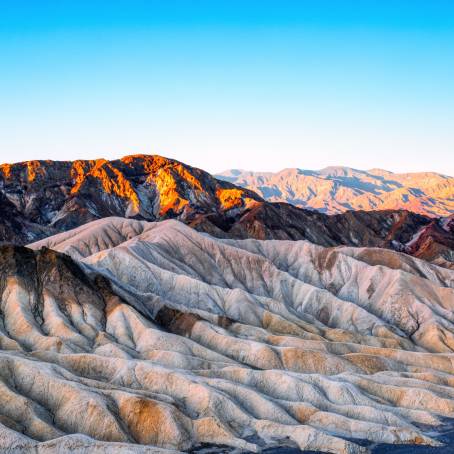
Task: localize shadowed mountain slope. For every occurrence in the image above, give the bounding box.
[191,203,454,268]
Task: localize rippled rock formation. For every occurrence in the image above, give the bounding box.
[0,217,444,452]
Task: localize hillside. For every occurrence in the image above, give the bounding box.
[2,216,448,452]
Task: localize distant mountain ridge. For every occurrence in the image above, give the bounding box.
[216,166,454,217]
[0,155,453,268]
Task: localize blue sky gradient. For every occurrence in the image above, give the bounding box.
[1,1,453,174]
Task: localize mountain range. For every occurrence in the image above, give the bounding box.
[1,155,454,453]
[0,155,453,268]
[217,167,454,217]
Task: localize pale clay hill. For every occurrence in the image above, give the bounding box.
[0,217,449,452]
[216,167,454,217]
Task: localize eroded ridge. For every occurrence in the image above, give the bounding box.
[1,218,454,452]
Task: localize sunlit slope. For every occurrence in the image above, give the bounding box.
[0,154,260,231]
[217,167,454,217]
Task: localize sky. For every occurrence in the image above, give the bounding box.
[1,0,454,175]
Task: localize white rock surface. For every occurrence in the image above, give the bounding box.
[1,216,450,452]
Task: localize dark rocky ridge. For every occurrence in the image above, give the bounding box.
[0,154,452,267]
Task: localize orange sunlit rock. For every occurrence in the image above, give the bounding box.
[154,168,189,215]
[0,164,12,179]
[26,161,45,182]
[70,159,140,211]
[216,188,248,210]
[173,164,203,191]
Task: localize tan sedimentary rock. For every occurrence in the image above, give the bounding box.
[1,217,453,452]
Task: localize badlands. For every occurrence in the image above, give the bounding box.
[0,217,453,452]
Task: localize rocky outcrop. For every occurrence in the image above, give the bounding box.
[0,192,57,245]
[0,155,260,235]
[217,167,454,217]
[14,217,454,452]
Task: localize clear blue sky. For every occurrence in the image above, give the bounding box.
[1,1,453,175]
